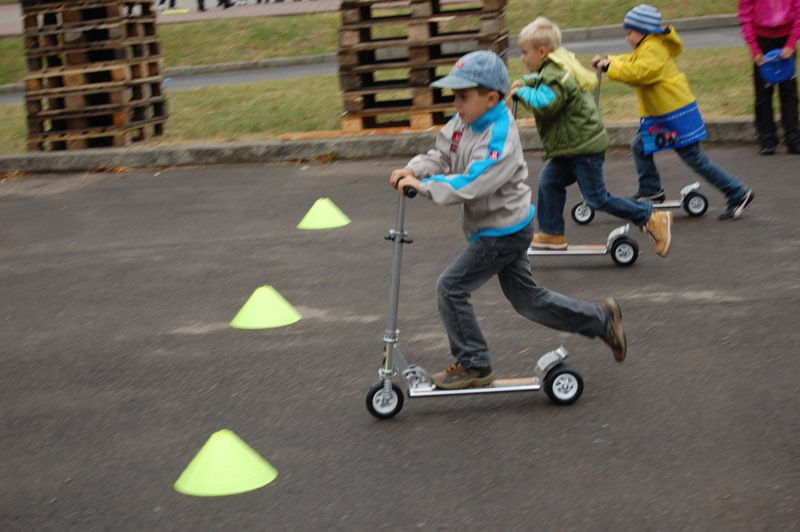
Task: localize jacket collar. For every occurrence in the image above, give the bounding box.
[470,100,507,133]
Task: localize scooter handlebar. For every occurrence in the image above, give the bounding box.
[403,186,417,198]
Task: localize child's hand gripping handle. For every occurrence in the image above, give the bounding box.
[391,169,418,198]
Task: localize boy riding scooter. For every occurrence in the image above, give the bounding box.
[389,50,626,391]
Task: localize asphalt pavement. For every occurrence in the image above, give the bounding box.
[2,147,799,529]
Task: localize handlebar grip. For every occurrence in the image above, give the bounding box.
[403,186,417,198]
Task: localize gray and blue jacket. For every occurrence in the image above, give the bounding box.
[407,102,533,241]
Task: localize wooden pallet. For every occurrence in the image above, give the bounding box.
[21,0,168,151]
[340,64,450,91]
[24,28,159,56]
[338,39,503,71]
[27,118,167,150]
[342,81,452,108]
[26,96,167,134]
[25,76,163,115]
[25,59,162,91]
[340,0,507,24]
[22,0,126,24]
[338,0,508,132]
[340,11,504,45]
[341,108,454,132]
[25,41,162,71]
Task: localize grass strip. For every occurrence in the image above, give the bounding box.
[0,48,755,155]
[1,0,739,85]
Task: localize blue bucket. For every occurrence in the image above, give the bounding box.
[759,49,796,84]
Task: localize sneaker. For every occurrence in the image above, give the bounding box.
[600,298,626,363]
[431,363,495,390]
[643,210,673,257]
[631,188,666,203]
[787,143,800,155]
[718,188,754,221]
[759,145,777,155]
[532,232,568,250]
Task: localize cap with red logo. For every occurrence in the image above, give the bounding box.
[431,50,509,94]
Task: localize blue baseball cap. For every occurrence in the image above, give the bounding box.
[431,50,509,94]
[759,49,796,84]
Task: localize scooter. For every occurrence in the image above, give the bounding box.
[571,182,709,225]
[527,224,639,267]
[511,81,640,268]
[366,188,585,420]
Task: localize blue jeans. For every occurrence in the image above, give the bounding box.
[631,133,748,201]
[436,222,606,369]
[537,152,653,235]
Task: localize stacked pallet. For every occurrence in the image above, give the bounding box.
[21,0,167,151]
[338,0,508,132]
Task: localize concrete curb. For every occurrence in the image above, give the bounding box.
[0,120,755,173]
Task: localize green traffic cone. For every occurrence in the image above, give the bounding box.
[230,286,302,329]
[297,198,351,230]
[174,429,278,497]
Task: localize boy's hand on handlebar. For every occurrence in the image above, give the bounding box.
[390,168,420,193]
[591,56,610,72]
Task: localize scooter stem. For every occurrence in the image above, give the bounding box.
[384,194,407,343]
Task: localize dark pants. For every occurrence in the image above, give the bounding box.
[436,222,605,368]
[754,36,800,149]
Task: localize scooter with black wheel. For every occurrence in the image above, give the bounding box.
[510,76,642,267]
[366,187,585,420]
[527,223,640,267]
[571,182,708,225]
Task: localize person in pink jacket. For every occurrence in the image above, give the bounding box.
[738,0,800,154]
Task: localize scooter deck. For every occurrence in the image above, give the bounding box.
[528,244,607,255]
[653,200,683,208]
[408,376,542,397]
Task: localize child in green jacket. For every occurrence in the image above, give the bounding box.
[512,16,673,256]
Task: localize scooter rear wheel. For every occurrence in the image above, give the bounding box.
[571,202,595,225]
[543,363,583,405]
[366,382,404,419]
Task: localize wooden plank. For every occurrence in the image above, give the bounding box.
[341,109,453,133]
[25,61,135,91]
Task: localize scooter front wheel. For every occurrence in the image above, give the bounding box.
[610,236,639,266]
[543,363,583,405]
[683,192,708,217]
[366,382,404,419]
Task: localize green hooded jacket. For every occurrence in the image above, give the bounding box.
[517,55,609,159]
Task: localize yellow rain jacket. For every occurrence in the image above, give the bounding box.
[605,26,695,117]
[604,26,707,154]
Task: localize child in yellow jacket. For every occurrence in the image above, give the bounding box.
[592,4,755,221]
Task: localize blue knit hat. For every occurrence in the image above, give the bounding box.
[623,4,669,35]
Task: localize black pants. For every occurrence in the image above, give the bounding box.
[754,36,800,148]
